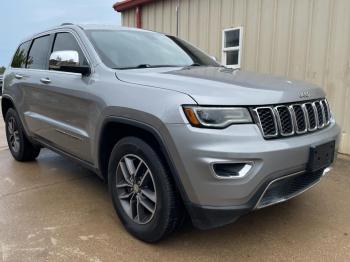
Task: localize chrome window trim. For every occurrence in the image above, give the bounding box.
[11,68,83,77]
[9,28,93,75]
[254,107,278,138]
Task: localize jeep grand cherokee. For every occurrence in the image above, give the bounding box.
[1,24,340,242]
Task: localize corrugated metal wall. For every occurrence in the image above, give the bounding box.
[121,0,350,155]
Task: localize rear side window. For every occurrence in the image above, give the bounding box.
[27,35,52,70]
[11,41,31,68]
[52,33,88,66]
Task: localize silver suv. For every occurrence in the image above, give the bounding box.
[1,24,340,242]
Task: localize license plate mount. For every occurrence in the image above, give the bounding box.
[307,141,335,173]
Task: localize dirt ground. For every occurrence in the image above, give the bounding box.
[0,108,349,261]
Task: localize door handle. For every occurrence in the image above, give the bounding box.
[15,74,23,80]
[40,77,51,84]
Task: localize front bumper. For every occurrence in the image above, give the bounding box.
[165,121,340,229]
[186,168,331,229]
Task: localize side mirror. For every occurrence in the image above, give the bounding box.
[49,50,90,76]
[211,56,217,62]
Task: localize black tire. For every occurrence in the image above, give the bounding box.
[5,108,40,161]
[108,136,184,243]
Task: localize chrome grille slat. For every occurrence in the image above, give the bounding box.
[291,104,308,134]
[274,106,294,136]
[313,101,325,128]
[321,99,330,125]
[319,101,327,127]
[254,107,278,138]
[254,99,331,139]
[305,103,318,131]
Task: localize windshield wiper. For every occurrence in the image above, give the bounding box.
[135,64,152,68]
[115,64,184,70]
[182,63,203,69]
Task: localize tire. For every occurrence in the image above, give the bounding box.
[5,108,40,161]
[108,136,184,242]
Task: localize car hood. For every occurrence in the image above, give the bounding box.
[115,66,325,105]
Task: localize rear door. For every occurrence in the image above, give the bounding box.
[17,35,54,136]
[6,40,32,125]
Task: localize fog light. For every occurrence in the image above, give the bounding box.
[212,163,253,179]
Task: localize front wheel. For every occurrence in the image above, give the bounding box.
[5,108,40,161]
[108,137,184,242]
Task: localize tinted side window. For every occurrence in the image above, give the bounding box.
[52,33,88,66]
[11,41,31,68]
[27,35,52,70]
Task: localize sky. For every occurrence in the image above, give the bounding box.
[0,0,121,67]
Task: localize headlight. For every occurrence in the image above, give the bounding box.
[183,106,253,128]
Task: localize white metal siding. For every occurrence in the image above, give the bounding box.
[121,0,350,154]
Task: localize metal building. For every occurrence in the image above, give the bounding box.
[114,0,350,155]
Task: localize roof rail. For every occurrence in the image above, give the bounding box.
[61,23,74,26]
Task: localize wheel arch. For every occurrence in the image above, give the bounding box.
[1,95,16,120]
[97,117,190,204]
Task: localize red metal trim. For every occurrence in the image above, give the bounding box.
[135,6,142,28]
[113,0,156,12]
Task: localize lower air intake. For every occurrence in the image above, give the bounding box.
[255,171,323,209]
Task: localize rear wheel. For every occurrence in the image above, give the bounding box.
[108,137,184,242]
[5,108,40,161]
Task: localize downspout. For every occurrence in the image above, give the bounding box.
[176,0,180,36]
[136,6,142,28]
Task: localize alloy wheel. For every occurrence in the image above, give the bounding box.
[7,117,20,153]
[116,154,157,225]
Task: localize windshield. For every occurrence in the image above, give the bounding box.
[85,30,220,69]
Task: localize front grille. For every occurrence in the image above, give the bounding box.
[256,171,323,209]
[254,99,331,139]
